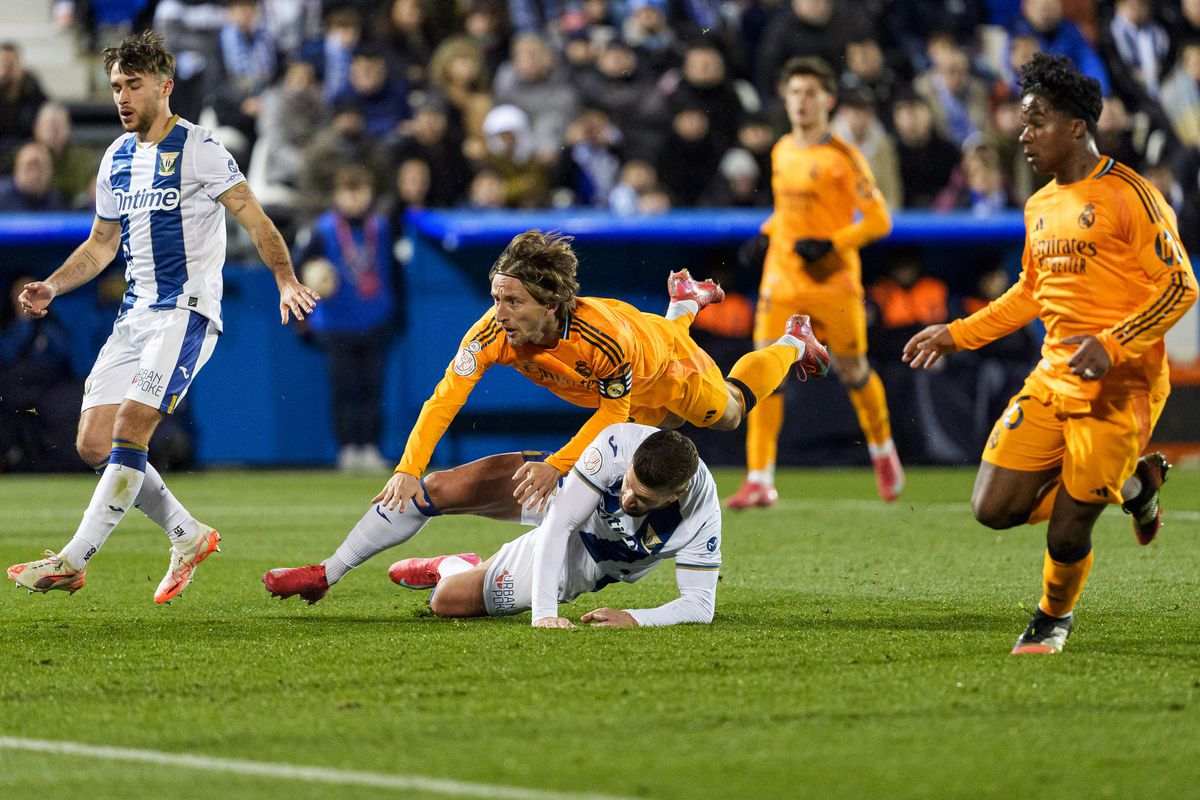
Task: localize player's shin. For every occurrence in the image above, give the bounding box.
[59,441,149,570]
[746,393,784,475]
[727,341,798,408]
[322,500,434,584]
[848,371,892,448]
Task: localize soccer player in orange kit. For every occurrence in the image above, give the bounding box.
[904,53,1196,654]
[728,57,899,510]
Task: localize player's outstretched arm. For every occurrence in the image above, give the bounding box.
[19,217,120,318]
[530,471,599,629]
[902,323,957,370]
[593,566,720,628]
[219,182,319,324]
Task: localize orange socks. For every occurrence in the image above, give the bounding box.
[727,344,796,409]
[848,370,892,446]
[1039,549,1094,618]
[745,391,784,473]
[1027,481,1060,525]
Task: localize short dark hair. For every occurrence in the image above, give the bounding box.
[778,56,836,95]
[488,230,579,314]
[103,29,175,80]
[1019,52,1102,135]
[632,430,699,493]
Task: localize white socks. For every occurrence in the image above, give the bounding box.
[136,462,201,544]
[436,556,474,580]
[868,439,897,460]
[323,501,432,584]
[665,299,699,321]
[747,467,775,486]
[60,459,147,570]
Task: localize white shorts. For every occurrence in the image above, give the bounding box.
[82,306,219,415]
[482,529,605,617]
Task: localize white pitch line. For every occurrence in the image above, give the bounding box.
[772,499,1200,521]
[0,737,637,800]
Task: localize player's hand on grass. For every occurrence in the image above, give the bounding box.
[532,616,576,629]
[18,281,56,318]
[902,323,956,369]
[512,460,561,512]
[277,277,320,324]
[580,608,639,628]
[1063,334,1111,381]
[373,471,421,512]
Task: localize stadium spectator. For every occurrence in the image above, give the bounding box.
[0,43,47,173]
[480,104,550,207]
[914,35,991,147]
[1095,95,1143,167]
[249,58,323,208]
[755,0,851,95]
[577,39,661,160]
[152,0,226,119]
[663,41,745,154]
[892,93,961,208]
[333,46,411,141]
[378,0,438,88]
[607,158,659,215]
[507,0,569,33]
[656,106,721,206]
[979,90,1039,204]
[391,156,432,224]
[1002,32,1042,96]
[314,6,361,102]
[298,100,389,219]
[735,113,775,201]
[841,34,900,123]
[259,0,322,59]
[1168,0,1200,52]
[393,93,470,207]
[1105,0,1170,99]
[208,0,281,158]
[462,0,511,77]
[887,0,988,73]
[933,143,1015,215]
[429,36,494,161]
[560,107,623,207]
[0,143,66,212]
[1160,39,1200,147]
[1010,0,1111,95]
[295,164,398,472]
[33,103,96,204]
[1175,147,1200,253]
[700,148,768,208]
[831,86,902,210]
[494,32,579,166]
[466,167,506,208]
[868,253,950,363]
[0,274,79,472]
[622,0,682,75]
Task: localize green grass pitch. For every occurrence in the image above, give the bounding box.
[2,467,1198,799]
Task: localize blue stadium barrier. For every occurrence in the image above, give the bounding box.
[2,210,1030,467]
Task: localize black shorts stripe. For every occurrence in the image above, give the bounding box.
[1113,272,1185,341]
[1107,164,1159,223]
[1116,275,1188,344]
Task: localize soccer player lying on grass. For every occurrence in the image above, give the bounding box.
[903,53,1196,655]
[262,229,826,601]
[287,425,722,627]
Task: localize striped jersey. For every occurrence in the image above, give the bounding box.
[96,116,246,331]
[949,156,1197,400]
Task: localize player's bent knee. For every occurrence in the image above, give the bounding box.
[971,495,1026,530]
[429,569,487,618]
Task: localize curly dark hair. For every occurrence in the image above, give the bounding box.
[1019,52,1102,135]
[103,30,175,80]
[489,230,579,315]
[632,430,699,494]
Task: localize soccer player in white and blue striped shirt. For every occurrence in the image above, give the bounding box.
[6,31,320,603]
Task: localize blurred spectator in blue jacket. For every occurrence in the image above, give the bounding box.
[334,45,411,141]
[560,107,622,207]
[0,43,47,174]
[1106,0,1169,99]
[755,0,852,96]
[1011,0,1111,95]
[295,164,399,472]
[209,0,280,158]
[1160,39,1200,147]
[0,143,65,212]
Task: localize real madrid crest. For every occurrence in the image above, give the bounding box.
[157,151,179,177]
[1077,203,1095,229]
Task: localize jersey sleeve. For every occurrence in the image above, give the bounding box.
[530,469,602,622]
[830,146,892,252]
[95,148,118,221]
[543,322,634,474]
[1096,192,1198,364]
[394,312,501,476]
[191,129,247,200]
[948,234,1041,350]
[626,567,718,627]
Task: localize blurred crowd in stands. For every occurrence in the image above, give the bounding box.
[0,0,1194,254]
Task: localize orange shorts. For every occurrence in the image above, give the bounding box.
[982,374,1168,505]
[752,275,867,358]
[627,315,730,428]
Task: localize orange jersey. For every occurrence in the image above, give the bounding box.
[761,132,891,291]
[949,157,1198,401]
[395,297,718,476]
